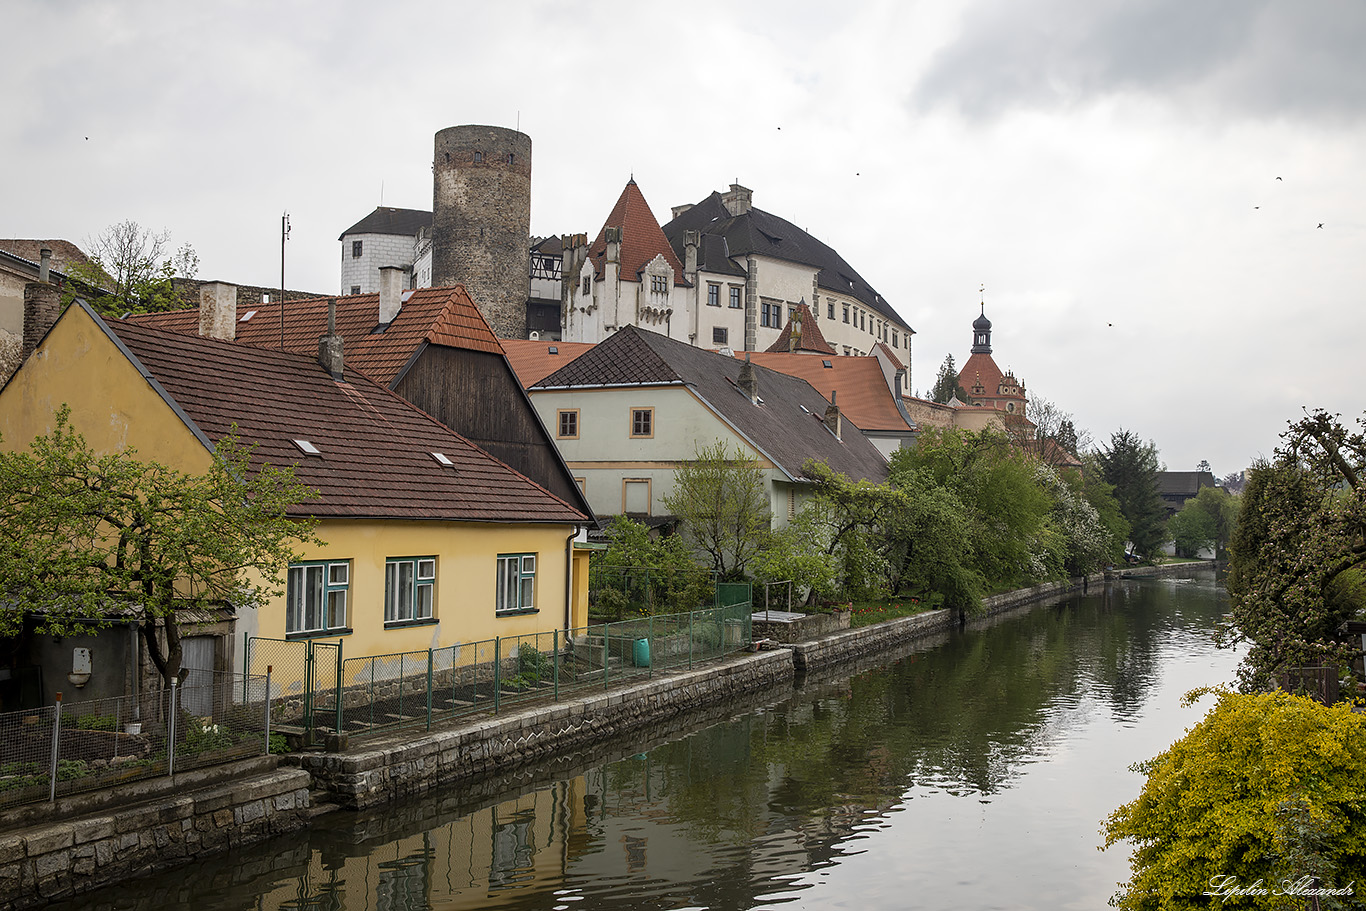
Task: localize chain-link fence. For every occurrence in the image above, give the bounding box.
[0,671,271,811]
[328,600,753,740]
[587,565,720,621]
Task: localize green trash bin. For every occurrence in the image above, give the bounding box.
[632,637,651,668]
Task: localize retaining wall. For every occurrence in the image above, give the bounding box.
[0,763,310,911]
[296,649,795,811]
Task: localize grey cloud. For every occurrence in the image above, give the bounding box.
[912,0,1366,121]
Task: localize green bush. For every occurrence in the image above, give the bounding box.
[73,712,119,731]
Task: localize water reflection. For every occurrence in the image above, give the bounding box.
[62,573,1235,911]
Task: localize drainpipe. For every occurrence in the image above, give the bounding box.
[564,525,581,632]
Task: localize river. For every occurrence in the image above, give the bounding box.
[62,571,1235,911]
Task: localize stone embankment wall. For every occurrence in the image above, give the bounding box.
[298,649,794,811]
[0,762,310,911]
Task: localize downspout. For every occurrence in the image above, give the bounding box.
[565,525,581,631]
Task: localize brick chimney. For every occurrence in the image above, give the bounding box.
[378,266,404,325]
[722,183,752,217]
[738,353,758,404]
[22,281,62,360]
[824,390,842,440]
[198,282,237,341]
[318,298,344,381]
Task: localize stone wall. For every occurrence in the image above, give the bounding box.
[297,649,794,810]
[787,610,954,673]
[0,763,310,910]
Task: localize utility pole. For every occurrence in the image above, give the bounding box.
[280,212,290,350]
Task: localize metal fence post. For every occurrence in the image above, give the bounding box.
[264,666,273,755]
[553,629,560,701]
[648,615,654,678]
[494,638,502,715]
[168,679,179,778]
[603,622,610,689]
[304,641,315,741]
[335,639,344,737]
[689,611,694,669]
[48,692,63,803]
[426,648,434,731]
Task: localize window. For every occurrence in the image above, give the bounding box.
[650,274,669,294]
[352,240,363,258]
[350,286,361,296]
[842,304,850,324]
[713,326,728,345]
[892,330,899,348]
[557,409,579,439]
[496,554,536,614]
[286,561,349,636]
[631,408,654,438]
[729,286,742,308]
[623,479,651,514]
[385,557,436,625]
[474,150,483,163]
[707,283,720,307]
[582,275,591,295]
[827,301,835,320]
[760,301,779,328]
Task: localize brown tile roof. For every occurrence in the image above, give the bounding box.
[106,315,586,524]
[741,352,913,433]
[587,181,689,287]
[874,341,905,371]
[501,339,597,388]
[126,286,502,387]
[0,239,110,287]
[764,303,836,355]
[535,326,888,483]
[958,351,1005,401]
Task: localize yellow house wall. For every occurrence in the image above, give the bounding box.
[267,519,577,657]
[0,304,212,470]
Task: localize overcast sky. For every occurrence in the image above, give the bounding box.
[7,0,1364,476]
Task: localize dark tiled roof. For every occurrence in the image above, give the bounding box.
[127,286,502,387]
[338,207,433,240]
[534,326,888,483]
[662,192,910,331]
[765,303,836,355]
[107,318,585,524]
[1158,471,1216,498]
[587,181,689,287]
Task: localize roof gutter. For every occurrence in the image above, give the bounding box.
[532,380,688,392]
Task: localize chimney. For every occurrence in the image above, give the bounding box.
[684,230,699,275]
[789,309,803,352]
[198,282,238,341]
[22,281,62,360]
[824,390,842,440]
[318,298,344,380]
[671,203,694,220]
[38,247,52,284]
[738,353,758,404]
[722,183,752,217]
[378,266,404,324]
[605,226,622,265]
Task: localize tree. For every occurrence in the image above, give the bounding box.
[1024,392,1092,463]
[1103,688,1366,910]
[1168,486,1239,559]
[1223,409,1366,691]
[68,220,199,315]
[590,515,712,617]
[928,354,970,405]
[1096,429,1166,560]
[0,330,20,387]
[0,408,318,688]
[662,441,771,579]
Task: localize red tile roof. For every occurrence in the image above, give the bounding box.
[501,339,597,388]
[958,351,1005,401]
[587,180,688,287]
[107,316,586,524]
[127,286,502,387]
[764,303,836,355]
[741,352,913,433]
[874,341,905,371]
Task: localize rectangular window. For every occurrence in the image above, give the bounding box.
[631,407,654,438]
[827,301,835,320]
[712,326,728,345]
[582,275,591,295]
[496,554,536,614]
[352,240,363,258]
[892,330,899,348]
[707,283,720,306]
[650,274,669,294]
[286,561,350,636]
[729,286,742,308]
[350,286,361,296]
[557,409,579,439]
[385,557,436,626]
[842,304,850,324]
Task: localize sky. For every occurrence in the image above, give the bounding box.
[7,0,1364,477]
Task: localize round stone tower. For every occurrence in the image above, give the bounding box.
[432,125,532,338]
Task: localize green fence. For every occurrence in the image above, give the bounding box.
[247,600,753,743]
[587,565,721,621]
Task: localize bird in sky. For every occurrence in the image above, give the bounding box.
[1276,176,1282,180]
[1318,223,1324,228]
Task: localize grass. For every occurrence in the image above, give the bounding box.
[847,599,932,628]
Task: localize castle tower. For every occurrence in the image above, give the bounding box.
[971,302,992,354]
[432,125,532,339]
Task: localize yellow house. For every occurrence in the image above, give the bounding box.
[0,297,593,694]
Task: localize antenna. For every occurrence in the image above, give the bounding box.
[380,180,384,207]
[280,212,291,350]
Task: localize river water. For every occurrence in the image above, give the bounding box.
[63,572,1236,911]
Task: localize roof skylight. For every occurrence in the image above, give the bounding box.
[292,439,321,455]
[240,310,257,322]
[431,452,455,467]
